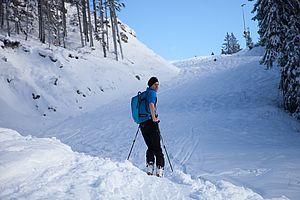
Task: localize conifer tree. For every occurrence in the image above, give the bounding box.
[221,32,241,54]
[230,32,241,53]
[244,28,254,49]
[251,0,300,118]
[279,5,300,115]
[252,0,286,69]
[107,0,124,60]
[0,0,126,61]
[221,32,231,55]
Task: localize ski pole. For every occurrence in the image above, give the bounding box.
[127,125,140,160]
[159,128,174,173]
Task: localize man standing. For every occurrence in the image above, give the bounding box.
[140,77,165,177]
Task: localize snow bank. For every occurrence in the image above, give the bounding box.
[0,128,286,200]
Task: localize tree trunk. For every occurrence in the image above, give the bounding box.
[81,0,89,43]
[76,2,84,47]
[104,0,109,51]
[93,0,97,32]
[5,2,10,36]
[38,0,45,43]
[111,3,123,59]
[0,0,3,29]
[99,0,106,57]
[109,0,118,60]
[86,0,94,47]
[61,0,66,47]
[56,0,61,46]
[13,3,19,34]
[25,3,28,40]
[46,1,52,47]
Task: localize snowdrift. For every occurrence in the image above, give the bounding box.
[0,128,285,200]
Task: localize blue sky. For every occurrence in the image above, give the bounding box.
[118,0,259,61]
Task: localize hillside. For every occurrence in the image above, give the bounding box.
[0,21,179,133]
[1,43,300,199]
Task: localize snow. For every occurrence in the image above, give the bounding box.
[0,128,289,200]
[1,20,300,200]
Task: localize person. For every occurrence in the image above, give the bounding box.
[140,77,165,177]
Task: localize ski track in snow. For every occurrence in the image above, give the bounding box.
[36,51,300,199]
[1,128,277,200]
[1,47,300,199]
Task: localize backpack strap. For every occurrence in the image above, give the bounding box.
[144,90,157,116]
[137,91,151,118]
[144,90,151,114]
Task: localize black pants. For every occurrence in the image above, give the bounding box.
[140,120,165,168]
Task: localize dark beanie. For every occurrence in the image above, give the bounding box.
[148,77,159,87]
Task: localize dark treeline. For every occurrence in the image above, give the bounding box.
[0,0,126,60]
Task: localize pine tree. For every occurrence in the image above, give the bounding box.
[251,0,286,69]
[107,0,124,60]
[221,32,241,54]
[0,0,126,60]
[251,0,300,118]
[230,32,241,53]
[221,32,230,55]
[279,4,300,116]
[244,28,254,49]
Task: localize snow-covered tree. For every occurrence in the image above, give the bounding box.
[106,0,124,60]
[280,10,300,116]
[251,0,300,118]
[244,27,254,49]
[221,32,230,55]
[251,0,287,69]
[0,0,126,60]
[221,32,241,55]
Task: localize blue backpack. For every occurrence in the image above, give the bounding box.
[131,91,151,124]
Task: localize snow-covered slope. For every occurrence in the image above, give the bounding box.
[0,20,179,133]
[1,33,300,200]
[0,128,286,200]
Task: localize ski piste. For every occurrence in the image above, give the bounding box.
[1,36,299,199]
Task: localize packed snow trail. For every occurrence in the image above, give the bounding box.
[1,48,300,199]
[162,54,300,199]
[33,50,300,199]
[0,128,287,200]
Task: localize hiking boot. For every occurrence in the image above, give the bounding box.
[146,162,154,175]
[156,166,164,177]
